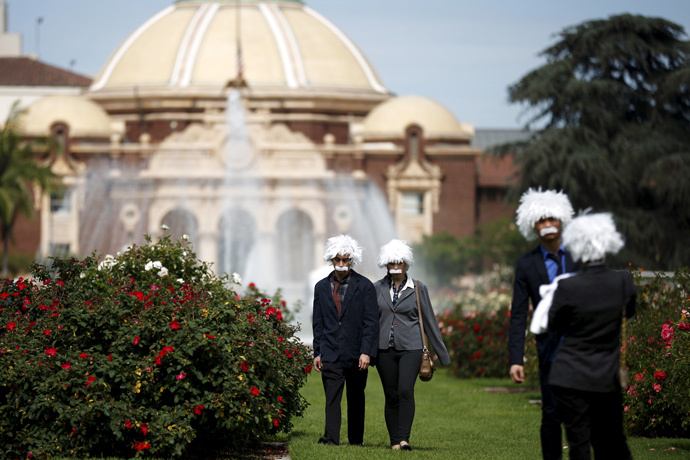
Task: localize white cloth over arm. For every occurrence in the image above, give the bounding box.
[529,273,575,334]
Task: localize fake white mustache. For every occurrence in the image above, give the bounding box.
[388,269,403,274]
[334,265,350,272]
[540,226,559,237]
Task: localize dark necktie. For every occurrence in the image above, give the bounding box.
[333,280,342,318]
[547,253,563,276]
[389,278,406,347]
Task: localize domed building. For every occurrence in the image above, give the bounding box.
[8,0,514,315]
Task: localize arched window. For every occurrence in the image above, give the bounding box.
[217,209,256,277]
[276,209,314,282]
[161,209,198,243]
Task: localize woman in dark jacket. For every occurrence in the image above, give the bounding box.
[535,213,635,460]
[374,239,450,451]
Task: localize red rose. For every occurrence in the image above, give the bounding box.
[250,386,260,395]
[133,336,140,345]
[678,322,690,331]
[273,418,280,427]
[85,376,97,386]
[654,370,667,383]
[45,347,57,357]
[140,423,148,436]
[6,322,16,331]
[133,441,151,451]
[304,365,312,373]
[634,373,644,382]
[61,362,71,370]
[170,320,180,330]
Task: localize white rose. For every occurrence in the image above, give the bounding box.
[158,267,169,277]
[145,261,154,271]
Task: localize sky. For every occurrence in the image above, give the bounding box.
[5,0,690,129]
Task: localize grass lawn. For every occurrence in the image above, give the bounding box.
[47,369,689,459]
[288,368,690,460]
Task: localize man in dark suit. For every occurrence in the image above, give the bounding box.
[546,212,635,459]
[508,188,576,460]
[312,234,378,446]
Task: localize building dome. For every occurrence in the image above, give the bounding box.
[361,95,474,140]
[19,95,112,137]
[91,0,387,95]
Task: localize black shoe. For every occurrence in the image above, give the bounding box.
[350,442,363,447]
[318,437,338,446]
[400,443,412,451]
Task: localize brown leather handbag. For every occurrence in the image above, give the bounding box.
[415,280,435,382]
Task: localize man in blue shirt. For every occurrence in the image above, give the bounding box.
[508,188,576,460]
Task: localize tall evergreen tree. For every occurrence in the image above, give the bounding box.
[0,102,58,276]
[505,14,690,269]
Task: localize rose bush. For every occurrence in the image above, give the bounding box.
[436,268,513,379]
[0,235,311,459]
[622,267,689,438]
[438,306,511,378]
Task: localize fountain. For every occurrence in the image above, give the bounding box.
[48,86,396,345]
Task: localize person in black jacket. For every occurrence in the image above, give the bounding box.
[542,212,635,460]
[508,188,576,460]
[312,234,378,447]
[374,239,450,451]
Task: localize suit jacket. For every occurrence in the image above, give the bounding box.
[548,265,636,392]
[509,245,577,366]
[374,277,451,366]
[312,270,379,368]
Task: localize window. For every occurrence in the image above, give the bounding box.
[217,209,256,277]
[50,189,71,212]
[401,192,424,215]
[276,209,314,282]
[409,131,419,161]
[49,243,70,257]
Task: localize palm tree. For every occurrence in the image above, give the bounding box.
[0,101,59,277]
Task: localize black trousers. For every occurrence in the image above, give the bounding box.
[376,348,422,446]
[321,361,368,445]
[552,386,632,460]
[539,361,563,460]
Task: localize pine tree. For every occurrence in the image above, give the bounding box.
[506,14,690,268]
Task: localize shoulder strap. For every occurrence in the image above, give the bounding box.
[415,280,429,349]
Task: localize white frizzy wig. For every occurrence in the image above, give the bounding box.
[562,212,624,263]
[515,187,575,240]
[377,239,414,269]
[322,234,363,266]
